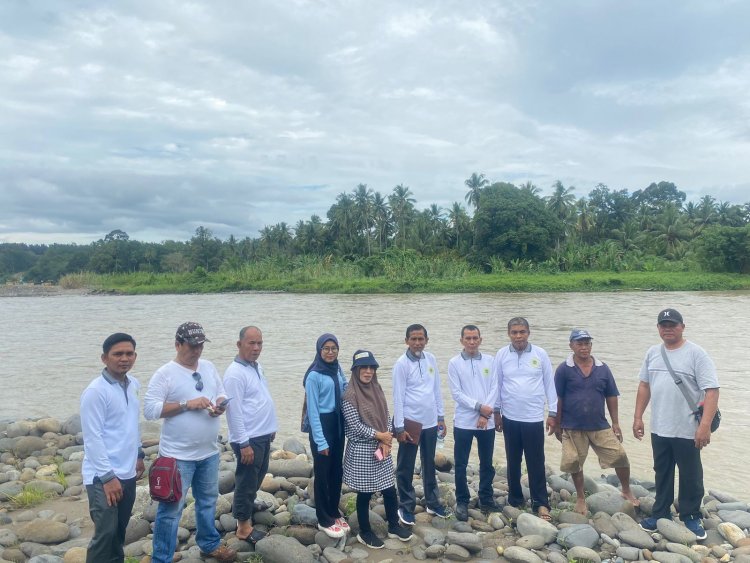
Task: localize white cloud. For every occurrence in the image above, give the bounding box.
[0,0,749,244]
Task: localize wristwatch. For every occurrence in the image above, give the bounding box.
[179,399,188,412]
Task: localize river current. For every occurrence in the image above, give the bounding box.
[2,291,748,498]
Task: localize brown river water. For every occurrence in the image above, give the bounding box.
[2,291,748,498]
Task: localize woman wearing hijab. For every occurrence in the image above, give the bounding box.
[342,350,414,549]
[302,333,349,539]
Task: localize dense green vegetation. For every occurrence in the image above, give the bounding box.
[2,176,749,293]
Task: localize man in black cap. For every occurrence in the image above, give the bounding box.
[633,309,720,540]
[554,329,638,516]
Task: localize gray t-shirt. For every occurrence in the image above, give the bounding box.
[639,340,719,440]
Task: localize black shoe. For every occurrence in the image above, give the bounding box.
[480,500,502,513]
[388,525,413,542]
[455,503,469,521]
[357,530,384,549]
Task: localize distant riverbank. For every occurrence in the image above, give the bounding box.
[55,270,750,295]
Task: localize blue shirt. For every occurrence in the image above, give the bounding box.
[305,369,347,450]
[555,354,618,431]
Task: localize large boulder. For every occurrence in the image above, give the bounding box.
[268,458,312,478]
[18,519,71,544]
[61,415,82,436]
[36,418,62,434]
[516,512,558,544]
[14,436,48,458]
[255,535,315,563]
[557,524,600,549]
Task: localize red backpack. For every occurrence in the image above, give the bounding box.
[149,456,182,503]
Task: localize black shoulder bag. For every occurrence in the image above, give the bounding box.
[660,345,720,432]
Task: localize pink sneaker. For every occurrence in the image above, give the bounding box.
[336,517,350,532]
[318,522,346,538]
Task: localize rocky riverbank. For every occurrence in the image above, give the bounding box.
[2,416,750,563]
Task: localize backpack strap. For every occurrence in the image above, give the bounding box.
[660,345,699,414]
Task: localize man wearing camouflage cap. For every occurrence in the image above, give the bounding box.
[144,322,235,562]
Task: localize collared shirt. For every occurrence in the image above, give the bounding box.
[448,351,497,430]
[392,349,445,432]
[555,354,618,431]
[223,356,278,446]
[492,343,557,422]
[81,369,141,485]
[144,358,226,461]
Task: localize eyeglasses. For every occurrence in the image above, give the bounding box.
[192,371,204,391]
[321,347,339,353]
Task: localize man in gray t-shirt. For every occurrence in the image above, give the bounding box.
[633,308,719,540]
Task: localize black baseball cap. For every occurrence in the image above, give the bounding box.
[657,308,684,324]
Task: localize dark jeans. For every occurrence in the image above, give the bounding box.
[309,412,344,527]
[231,434,272,522]
[85,476,137,563]
[453,427,496,506]
[356,486,398,533]
[503,416,549,511]
[651,433,704,521]
[396,425,439,512]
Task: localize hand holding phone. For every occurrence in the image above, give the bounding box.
[374,446,385,461]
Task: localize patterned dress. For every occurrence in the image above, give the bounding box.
[342,400,395,493]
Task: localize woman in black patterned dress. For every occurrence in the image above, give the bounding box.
[342,350,413,549]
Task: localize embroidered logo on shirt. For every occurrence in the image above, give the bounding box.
[429,367,435,375]
[482,368,490,377]
[530,358,540,368]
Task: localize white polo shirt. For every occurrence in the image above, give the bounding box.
[223,357,278,445]
[392,350,445,431]
[492,343,557,422]
[448,351,497,430]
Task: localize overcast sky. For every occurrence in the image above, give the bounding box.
[1,1,749,244]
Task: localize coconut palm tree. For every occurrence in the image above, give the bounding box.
[389,184,416,250]
[464,173,488,209]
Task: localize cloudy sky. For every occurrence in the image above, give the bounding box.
[1,1,749,244]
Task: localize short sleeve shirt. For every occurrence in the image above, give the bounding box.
[555,356,618,431]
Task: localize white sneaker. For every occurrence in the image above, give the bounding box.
[318,522,346,538]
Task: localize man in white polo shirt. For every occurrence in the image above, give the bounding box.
[393,323,448,526]
[492,317,558,521]
[223,325,278,544]
[81,332,144,563]
[144,322,235,563]
[448,324,499,521]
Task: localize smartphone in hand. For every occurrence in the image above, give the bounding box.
[374,447,385,461]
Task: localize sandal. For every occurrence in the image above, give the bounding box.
[537,508,552,522]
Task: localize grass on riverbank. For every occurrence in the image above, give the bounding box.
[60,268,750,294]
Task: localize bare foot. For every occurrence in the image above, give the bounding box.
[236,522,253,541]
[575,498,588,515]
[621,491,640,507]
[537,507,552,522]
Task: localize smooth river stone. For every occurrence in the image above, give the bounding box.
[610,512,639,532]
[556,524,600,549]
[516,512,558,544]
[718,510,750,529]
[657,518,698,544]
[665,542,703,563]
[618,527,657,549]
[255,535,315,563]
[503,546,545,563]
[18,519,70,543]
[717,522,746,547]
[651,551,693,563]
[566,546,601,563]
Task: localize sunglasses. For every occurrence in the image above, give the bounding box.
[192,371,204,391]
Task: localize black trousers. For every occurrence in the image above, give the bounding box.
[231,434,272,522]
[396,425,439,512]
[454,427,496,506]
[356,486,398,533]
[651,433,704,521]
[85,476,137,563]
[502,416,549,511]
[309,412,344,527]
